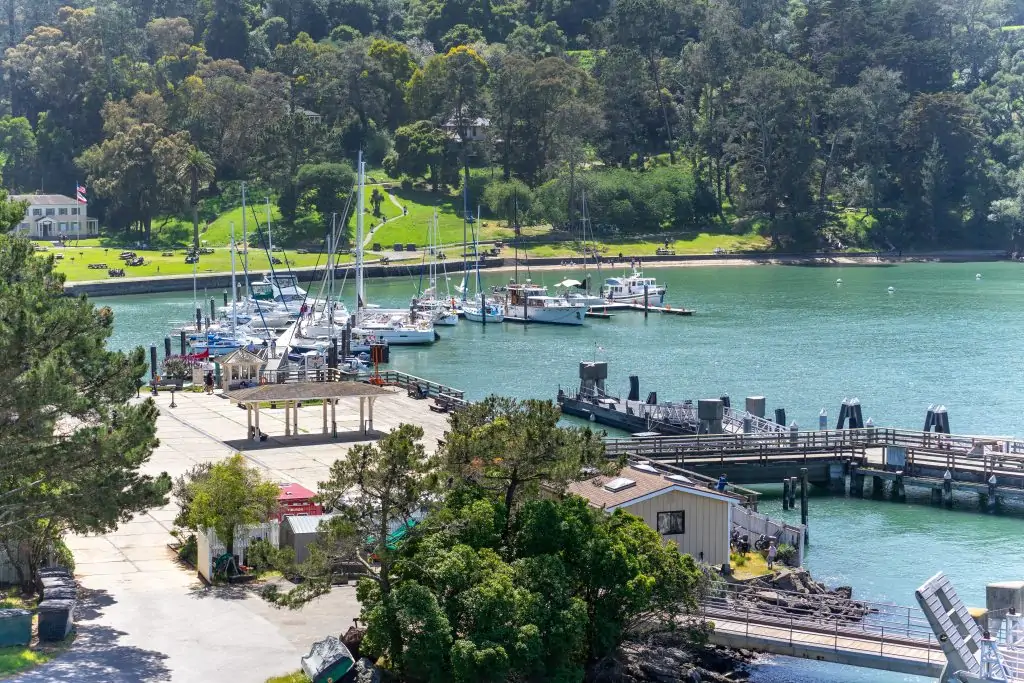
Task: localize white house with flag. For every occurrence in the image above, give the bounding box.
[9,186,98,239]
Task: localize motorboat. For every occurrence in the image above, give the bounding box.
[463,301,505,323]
[504,281,586,325]
[355,312,437,345]
[601,268,666,305]
[250,274,307,303]
[555,279,605,307]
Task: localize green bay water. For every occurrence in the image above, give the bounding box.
[96,261,1024,682]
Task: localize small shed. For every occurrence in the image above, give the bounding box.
[565,464,741,567]
[277,483,322,521]
[217,348,265,391]
[282,513,337,564]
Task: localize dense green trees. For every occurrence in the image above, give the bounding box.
[6,0,1024,249]
[0,223,171,588]
[267,402,706,682]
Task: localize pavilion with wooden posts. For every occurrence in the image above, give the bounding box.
[223,382,395,440]
[217,348,265,391]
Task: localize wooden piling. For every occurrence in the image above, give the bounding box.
[782,479,790,510]
[893,473,905,502]
[643,284,649,318]
[179,330,186,355]
[788,477,797,508]
[800,467,808,541]
[943,476,953,508]
[209,298,216,325]
[164,336,172,359]
[872,476,885,498]
[223,291,228,307]
[931,488,943,506]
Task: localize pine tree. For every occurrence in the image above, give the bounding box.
[0,204,171,588]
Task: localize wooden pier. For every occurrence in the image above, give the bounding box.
[588,302,694,316]
[604,427,1024,510]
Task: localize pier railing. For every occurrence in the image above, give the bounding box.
[373,371,468,409]
[701,588,943,665]
[606,426,1024,458]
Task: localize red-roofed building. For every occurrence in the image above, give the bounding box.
[276,483,322,521]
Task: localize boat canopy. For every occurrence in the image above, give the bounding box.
[555,279,583,288]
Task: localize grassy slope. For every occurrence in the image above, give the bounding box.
[361,183,514,247]
[264,672,310,683]
[523,231,769,258]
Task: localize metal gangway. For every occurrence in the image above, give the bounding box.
[702,586,946,677]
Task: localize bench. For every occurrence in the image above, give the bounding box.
[108,268,125,277]
[428,398,449,413]
[150,378,184,391]
[408,384,429,400]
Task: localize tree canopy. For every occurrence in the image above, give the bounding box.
[4,0,1024,249]
[0,198,171,587]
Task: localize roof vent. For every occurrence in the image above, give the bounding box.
[631,462,659,474]
[665,474,694,485]
[604,477,636,493]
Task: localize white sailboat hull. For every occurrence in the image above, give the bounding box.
[357,327,436,345]
[507,304,585,325]
[463,308,504,323]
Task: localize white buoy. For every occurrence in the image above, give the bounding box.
[976,273,982,280]
[887,286,895,293]
[835,278,843,285]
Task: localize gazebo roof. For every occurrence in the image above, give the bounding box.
[224,381,394,404]
[217,348,265,367]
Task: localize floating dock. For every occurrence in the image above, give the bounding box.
[588,302,694,316]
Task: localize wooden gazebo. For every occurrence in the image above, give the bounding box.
[223,382,394,440]
[217,348,265,391]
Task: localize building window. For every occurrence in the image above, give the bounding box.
[656,510,685,535]
[32,208,41,216]
[58,222,67,231]
[58,208,67,215]
[19,222,28,231]
[71,207,79,215]
[71,221,79,231]
[45,208,54,216]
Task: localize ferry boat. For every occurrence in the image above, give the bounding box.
[601,268,666,305]
[505,281,586,325]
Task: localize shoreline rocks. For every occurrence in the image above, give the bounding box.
[725,567,870,623]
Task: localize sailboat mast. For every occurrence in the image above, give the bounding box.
[513,193,519,284]
[355,151,365,318]
[241,181,248,291]
[230,222,237,337]
[581,189,589,292]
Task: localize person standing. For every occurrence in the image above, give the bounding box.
[767,541,777,570]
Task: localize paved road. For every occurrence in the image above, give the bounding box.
[13,390,410,683]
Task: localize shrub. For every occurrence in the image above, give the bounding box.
[775,543,797,567]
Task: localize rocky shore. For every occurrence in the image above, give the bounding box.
[588,632,754,683]
[724,567,871,623]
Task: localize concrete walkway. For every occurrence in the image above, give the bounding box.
[14,388,450,682]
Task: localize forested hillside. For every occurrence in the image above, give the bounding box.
[4,0,1024,250]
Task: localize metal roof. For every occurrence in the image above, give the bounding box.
[224,381,394,403]
[285,513,338,535]
[565,465,741,509]
[11,194,79,205]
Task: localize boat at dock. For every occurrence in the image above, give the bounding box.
[250,273,307,303]
[463,301,504,322]
[558,361,786,435]
[556,279,605,307]
[601,268,667,305]
[504,281,586,325]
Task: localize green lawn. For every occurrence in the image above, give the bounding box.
[522,231,769,258]
[42,244,348,282]
[157,204,284,248]
[362,183,514,247]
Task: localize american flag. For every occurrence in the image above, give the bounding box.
[76,184,87,204]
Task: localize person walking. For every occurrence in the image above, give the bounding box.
[204,370,214,394]
[767,541,777,570]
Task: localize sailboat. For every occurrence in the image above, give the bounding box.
[414,209,459,326]
[190,225,262,354]
[352,153,437,345]
[462,205,504,323]
[560,190,605,307]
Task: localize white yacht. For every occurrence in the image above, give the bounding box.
[351,155,436,345]
[251,274,307,303]
[555,279,605,307]
[601,268,667,305]
[505,282,585,325]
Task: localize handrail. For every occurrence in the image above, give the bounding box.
[605,426,1024,459]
